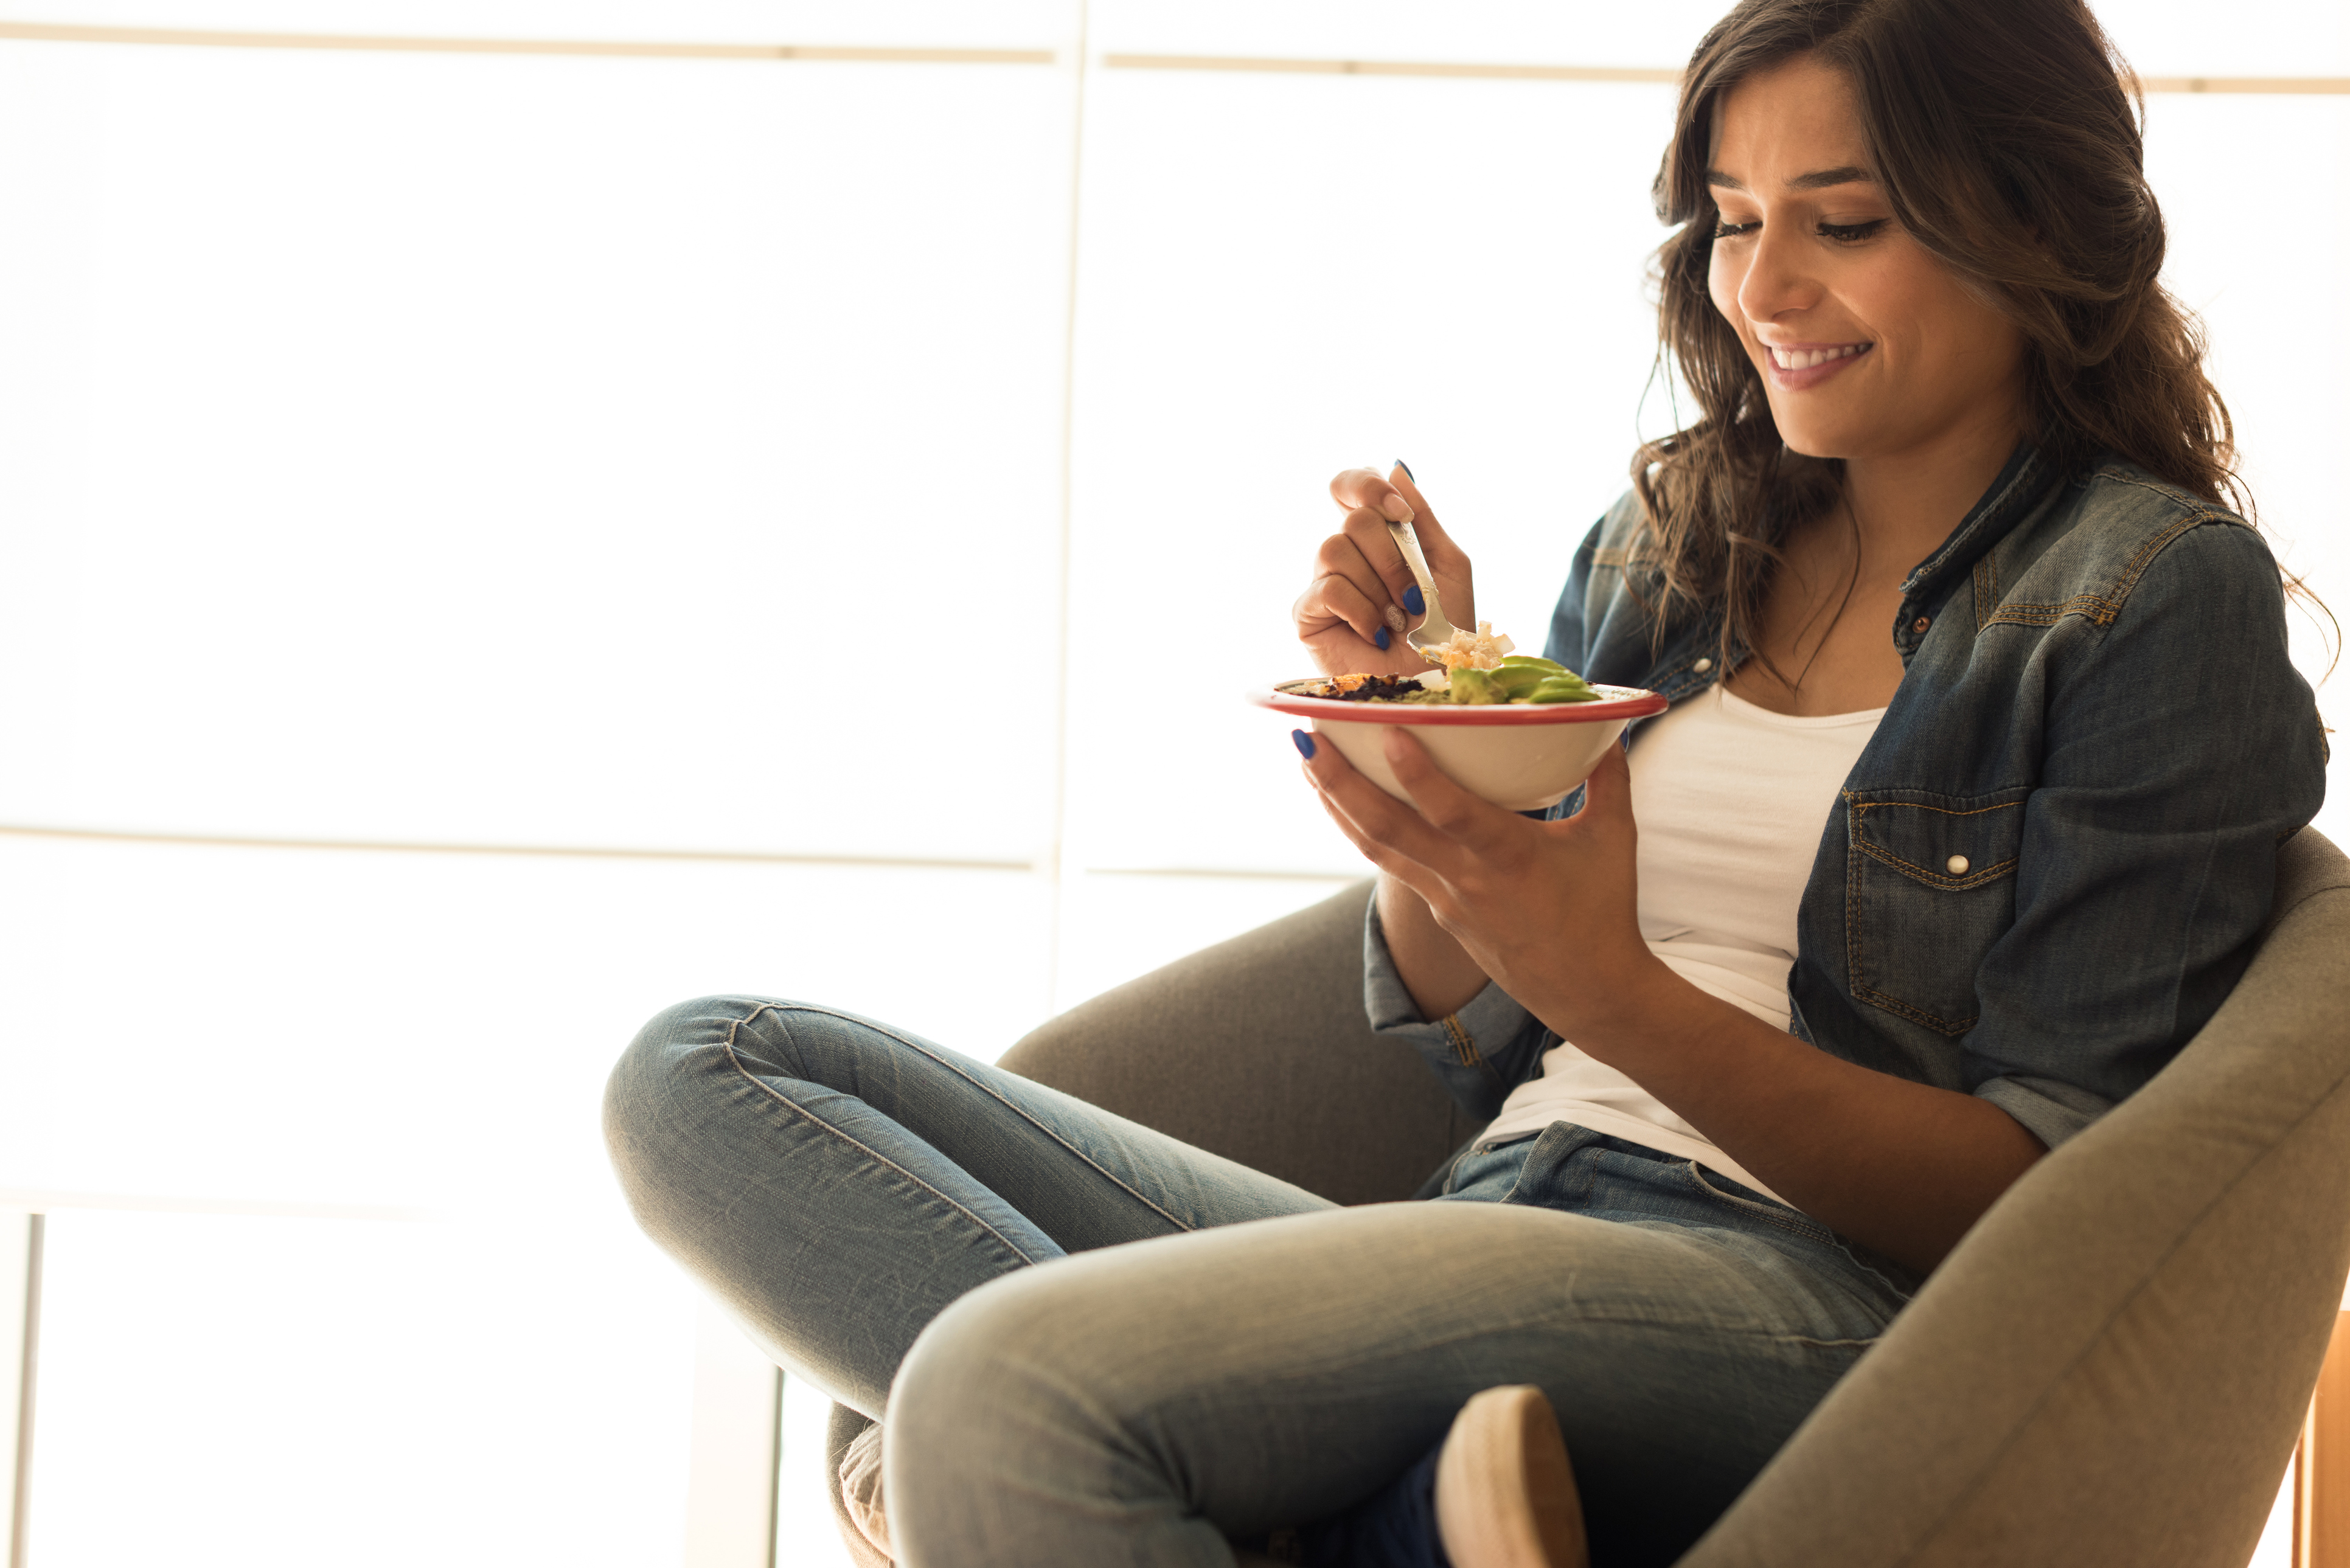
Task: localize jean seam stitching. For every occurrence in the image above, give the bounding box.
[739,1001,1199,1236]
[1841,795,1993,1037]
[1970,474,2224,634]
[1441,1014,1478,1067]
[720,1004,1049,1268]
[1684,1160,1835,1245]
[1495,1125,1566,1207]
[1854,836,2018,890]
[1850,977,1976,1036]
[1237,1316,1880,1389]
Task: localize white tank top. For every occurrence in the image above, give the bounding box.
[1476,683,1885,1207]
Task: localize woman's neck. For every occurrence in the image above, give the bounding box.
[1727,413,2026,719]
[1837,408,2025,578]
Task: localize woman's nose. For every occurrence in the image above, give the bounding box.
[1736,224,1821,325]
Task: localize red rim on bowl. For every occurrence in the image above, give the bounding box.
[1249,678,1668,726]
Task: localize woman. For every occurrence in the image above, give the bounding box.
[603,1,2326,1564]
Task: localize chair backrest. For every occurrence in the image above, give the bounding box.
[1680,828,2350,1568]
[998,879,1478,1205]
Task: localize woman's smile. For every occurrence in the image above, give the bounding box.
[1762,338,1874,387]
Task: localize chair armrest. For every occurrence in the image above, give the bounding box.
[1680,828,2350,1567]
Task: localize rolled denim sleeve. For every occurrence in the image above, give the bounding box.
[1961,522,2326,1147]
[1362,897,1552,1123]
[1970,1073,2117,1152]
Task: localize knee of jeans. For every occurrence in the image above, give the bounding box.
[601,994,788,1210]
[888,1265,1149,1519]
[883,1260,1194,1504]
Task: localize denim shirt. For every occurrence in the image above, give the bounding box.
[1364,446,2327,1152]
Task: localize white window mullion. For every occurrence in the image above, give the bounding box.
[2,1212,40,1568]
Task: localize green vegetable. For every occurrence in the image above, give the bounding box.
[1524,674,1600,704]
[1448,667,1505,705]
[1498,655,1568,673]
[1487,663,1552,699]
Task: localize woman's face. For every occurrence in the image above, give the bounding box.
[1705,55,2027,467]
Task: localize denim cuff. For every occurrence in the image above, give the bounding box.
[1975,1073,2115,1151]
[1361,896,1534,1052]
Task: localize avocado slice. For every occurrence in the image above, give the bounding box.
[1523,675,1601,704]
[1448,667,1505,705]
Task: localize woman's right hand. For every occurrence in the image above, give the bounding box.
[1293,464,1476,677]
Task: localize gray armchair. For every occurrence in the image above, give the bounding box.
[827,828,2350,1566]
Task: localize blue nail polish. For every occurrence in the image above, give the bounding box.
[1291,729,1316,759]
[1403,583,1425,616]
[1374,625,1391,650]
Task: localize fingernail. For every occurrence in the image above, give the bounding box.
[1291,729,1316,759]
[1403,583,1425,616]
[1374,625,1391,650]
[1383,603,1408,634]
[1394,459,1416,482]
[1380,494,1416,525]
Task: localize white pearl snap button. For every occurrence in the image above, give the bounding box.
[1692,657,1713,674]
[1946,855,1970,875]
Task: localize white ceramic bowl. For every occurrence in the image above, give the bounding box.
[1251,676,1667,813]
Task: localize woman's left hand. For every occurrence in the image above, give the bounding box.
[1299,724,1666,1042]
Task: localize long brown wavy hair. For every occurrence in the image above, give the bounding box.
[1633,0,2258,676]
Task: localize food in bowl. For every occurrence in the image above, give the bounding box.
[1307,656,1600,707]
[1251,665,1667,813]
[1414,621,1517,671]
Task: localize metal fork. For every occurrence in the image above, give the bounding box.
[1386,516,1461,657]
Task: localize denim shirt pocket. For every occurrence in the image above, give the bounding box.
[1844,787,2031,1035]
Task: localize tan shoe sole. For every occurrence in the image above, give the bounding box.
[838,1420,892,1560]
[1433,1385,1588,1568]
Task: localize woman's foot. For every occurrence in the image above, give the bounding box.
[838,1419,892,1560]
[1433,1386,1588,1568]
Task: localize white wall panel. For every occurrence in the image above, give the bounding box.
[0,835,1051,1207]
[0,40,1071,862]
[2095,0,2349,77]
[1093,0,1740,70]
[0,1,1073,50]
[32,1207,704,1568]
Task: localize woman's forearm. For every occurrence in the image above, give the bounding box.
[1560,959,2045,1275]
[1377,873,1492,1021]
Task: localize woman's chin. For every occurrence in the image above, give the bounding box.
[1764,409,1877,464]
[1773,429,1855,462]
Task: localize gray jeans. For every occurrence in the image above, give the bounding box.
[603,996,1914,1567]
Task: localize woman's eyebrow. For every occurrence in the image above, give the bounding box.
[1705,166,1875,192]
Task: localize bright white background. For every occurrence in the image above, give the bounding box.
[0,4,2338,1565]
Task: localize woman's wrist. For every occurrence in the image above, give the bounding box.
[1376,873,1490,1021]
[1514,942,1682,1055]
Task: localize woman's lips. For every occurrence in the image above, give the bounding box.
[1761,339,1874,390]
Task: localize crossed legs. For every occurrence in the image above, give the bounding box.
[605,997,1896,1566]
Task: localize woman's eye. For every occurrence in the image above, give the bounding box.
[1709,216,1888,243]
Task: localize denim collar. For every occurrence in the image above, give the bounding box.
[1897,442,2053,603]
[1891,442,2054,661]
